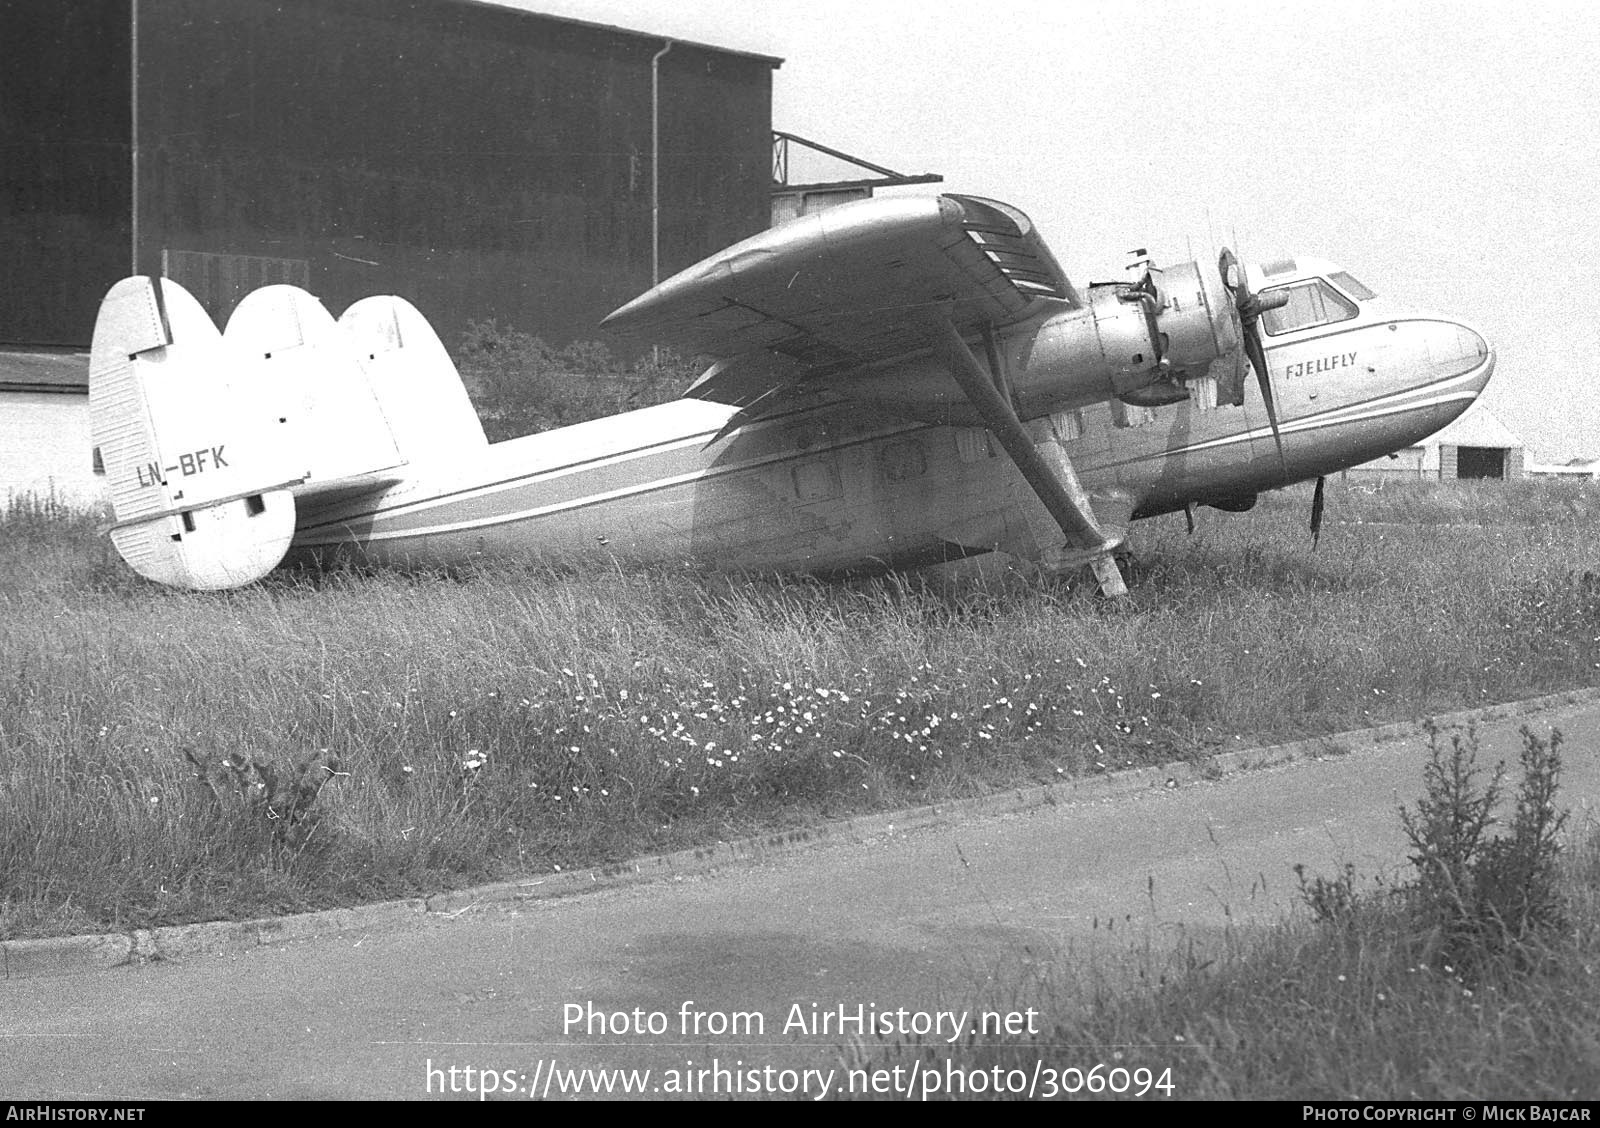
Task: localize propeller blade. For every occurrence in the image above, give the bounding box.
[1245,321,1287,472]
[1219,247,1243,295]
[1310,475,1326,548]
[1219,248,1289,476]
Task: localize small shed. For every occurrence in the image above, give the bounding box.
[1344,404,1525,482]
[0,350,106,509]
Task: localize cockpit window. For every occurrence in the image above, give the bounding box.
[1328,271,1376,301]
[1260,279,1359,336]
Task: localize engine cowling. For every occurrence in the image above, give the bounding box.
[833,255,1246,425]
[1152,260,1241,384]
[1008,257,1242,418]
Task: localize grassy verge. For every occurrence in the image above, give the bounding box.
[853,725,1598,1100]
[2,479,1598,938]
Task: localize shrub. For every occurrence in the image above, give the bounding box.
[453,319,699,440]
[185,746,344,852]
[1294,861,1363,926]
[1398,722,1569,968]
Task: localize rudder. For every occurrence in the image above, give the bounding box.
[223,284,405,483]
[340,294,487,459]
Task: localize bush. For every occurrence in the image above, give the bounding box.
[184,746,345,852]
[1294,861,1364,926]
[453,319,700,440]
[1398,722,1569,968]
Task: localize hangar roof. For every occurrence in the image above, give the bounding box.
[465,1,785,66]
[1428,404,1522,449]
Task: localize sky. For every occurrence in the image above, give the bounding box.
[499,0,1600,463]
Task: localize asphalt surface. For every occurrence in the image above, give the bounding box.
[2,693,1597,1100]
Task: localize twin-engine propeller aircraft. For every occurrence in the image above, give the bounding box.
[89,193,1494,594]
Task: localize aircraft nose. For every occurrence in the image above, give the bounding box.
[1455,319,1496,395]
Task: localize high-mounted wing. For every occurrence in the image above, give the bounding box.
[605,193,1129,597]
[603,194,1078,380]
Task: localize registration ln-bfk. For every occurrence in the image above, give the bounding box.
[88,193,1495,594]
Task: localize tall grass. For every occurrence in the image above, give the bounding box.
[2,479,1598,937]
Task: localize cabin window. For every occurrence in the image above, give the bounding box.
[1328,271,1376,301]
[879,440,927,482]
[1260,279,1359,336]
[792,458,842,503]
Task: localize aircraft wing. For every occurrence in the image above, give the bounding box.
[602,194,1079,388]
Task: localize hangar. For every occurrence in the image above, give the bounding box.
[1,0,781,352]
[1,0,785,508]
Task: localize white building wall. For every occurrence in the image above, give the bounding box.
[1345,444,1429,480]
[0,391,108,509]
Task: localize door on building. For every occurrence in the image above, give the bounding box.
[1456,446,1507,479]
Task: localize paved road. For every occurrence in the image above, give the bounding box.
[3,700,1596,1100]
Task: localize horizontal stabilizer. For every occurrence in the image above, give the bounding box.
[90,277,299,589]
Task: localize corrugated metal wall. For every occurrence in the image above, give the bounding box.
[0,1,133,347]
[3,0,774,351]
[136,0,774,349]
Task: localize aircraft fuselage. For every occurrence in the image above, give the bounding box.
[292,273,1493,576]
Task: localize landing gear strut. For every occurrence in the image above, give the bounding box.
[931,318,1128,597]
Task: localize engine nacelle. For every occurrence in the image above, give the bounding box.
[834,256,1245,425]
[1152,260,1241,382]
[1009,258,1241,418]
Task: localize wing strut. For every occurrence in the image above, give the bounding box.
[930,320,1128,597]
